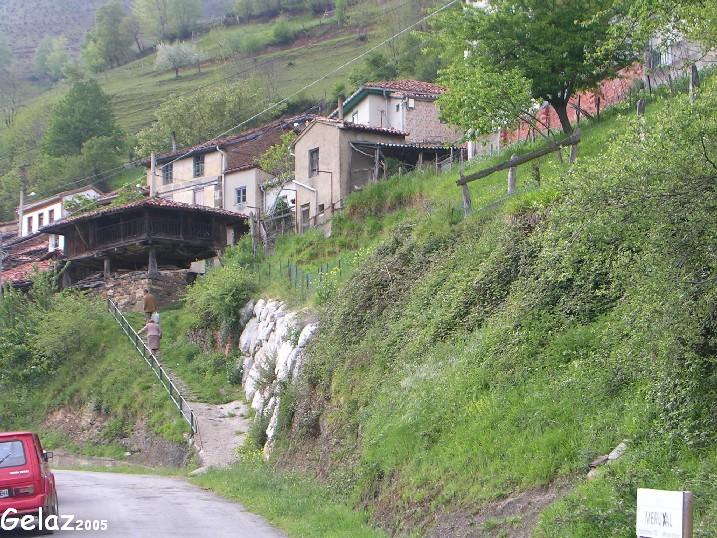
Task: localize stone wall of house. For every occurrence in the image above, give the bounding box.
[405,99,463,144]
[83,270,192,312]
[236,298,318,455]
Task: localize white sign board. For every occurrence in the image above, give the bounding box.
[636,488,693,538]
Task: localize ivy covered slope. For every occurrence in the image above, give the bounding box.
[266,83,717,536]
[0,275,188,458]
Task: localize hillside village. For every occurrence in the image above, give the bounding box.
[2,0,717,537]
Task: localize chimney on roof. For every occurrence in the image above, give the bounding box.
[338,97,344,122]
[171,131,177,152]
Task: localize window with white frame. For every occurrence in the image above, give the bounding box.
[351,111,359,123]
[235,186,247,206]
[309,148,319,177]
[162,162,173,184]
[193,154,205,177]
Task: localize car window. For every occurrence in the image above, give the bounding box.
[0,441,27,469]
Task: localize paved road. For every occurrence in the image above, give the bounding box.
[6,470,285,537]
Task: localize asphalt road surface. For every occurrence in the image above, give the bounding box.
[5,470,285,537]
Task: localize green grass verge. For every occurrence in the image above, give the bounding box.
[192,450,386,538]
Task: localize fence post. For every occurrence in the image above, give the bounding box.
[507,154,517,194]
[690,64,700,103]
[462,184,472,217]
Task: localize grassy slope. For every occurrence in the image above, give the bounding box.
[3,2,385,139]
[0,298,188,458]
[189,84,717,537]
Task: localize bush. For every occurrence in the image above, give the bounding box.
[271,18,296,46]
[184,264,258,330]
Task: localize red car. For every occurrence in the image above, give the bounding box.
[0,432,58,522]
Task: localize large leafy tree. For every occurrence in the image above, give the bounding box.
[83,0,135,71]
[134,78,266,155]
[435,0,636,135]
[42,79,122,156]
[134,0,201,42]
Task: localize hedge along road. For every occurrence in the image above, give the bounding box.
[5,470,285,537]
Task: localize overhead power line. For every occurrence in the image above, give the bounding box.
[158,0,459,171]
[8,0,458,199]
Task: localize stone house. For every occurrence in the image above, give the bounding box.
[144,114,315,218]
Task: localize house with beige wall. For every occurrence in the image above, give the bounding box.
[145,114,315,218]
[17,186,103,252]
[331,80,463,145]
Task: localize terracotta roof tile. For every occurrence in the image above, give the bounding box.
[363,80,446,97]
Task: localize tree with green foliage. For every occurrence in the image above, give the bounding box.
[134,78,266,155]
[433,0,636,135]
[134,0,201,41]
[604,0,717,65]
[272,17,296,46]
[83,0,135,71]
[335,0,347,25]
[42,79,122,156]
[154,41,204,78]
[258,131,297,188]
[33,36,69,81]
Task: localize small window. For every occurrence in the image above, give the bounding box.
[309,148,319,177]
[193,154,205,178]
[301,203,311,232]
[235,186,247,205]
[162,163,173,185]
[0,440,26,469]
[351,111,359,123]
[27,216,33,233]
[48,209,55,223]
[38,213,44,228]
[318,203,325,213]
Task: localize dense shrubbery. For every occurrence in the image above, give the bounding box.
[0,272,186,444]
[271,80,717,535]
[184,263,258,329]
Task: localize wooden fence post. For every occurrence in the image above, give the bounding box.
[690,64,699,103]
[462,184,472,217]
[636,99,646,116]
[507,154,517,194]
[569,143,578,164]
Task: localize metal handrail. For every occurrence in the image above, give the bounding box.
[107,298,200,438]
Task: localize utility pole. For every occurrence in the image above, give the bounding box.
[150,152,157,197]
[17,165,27,238]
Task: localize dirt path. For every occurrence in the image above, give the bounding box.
[190,399,252,469]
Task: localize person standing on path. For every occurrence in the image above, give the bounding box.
[138,318,162,355]
[143,288,157,322]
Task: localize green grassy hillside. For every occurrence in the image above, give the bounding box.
[0,279,189,460]
[181,78,717,537]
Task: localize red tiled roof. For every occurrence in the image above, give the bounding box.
[42,197,247,232]
[0,259,54,285]
[363,80,446,97]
